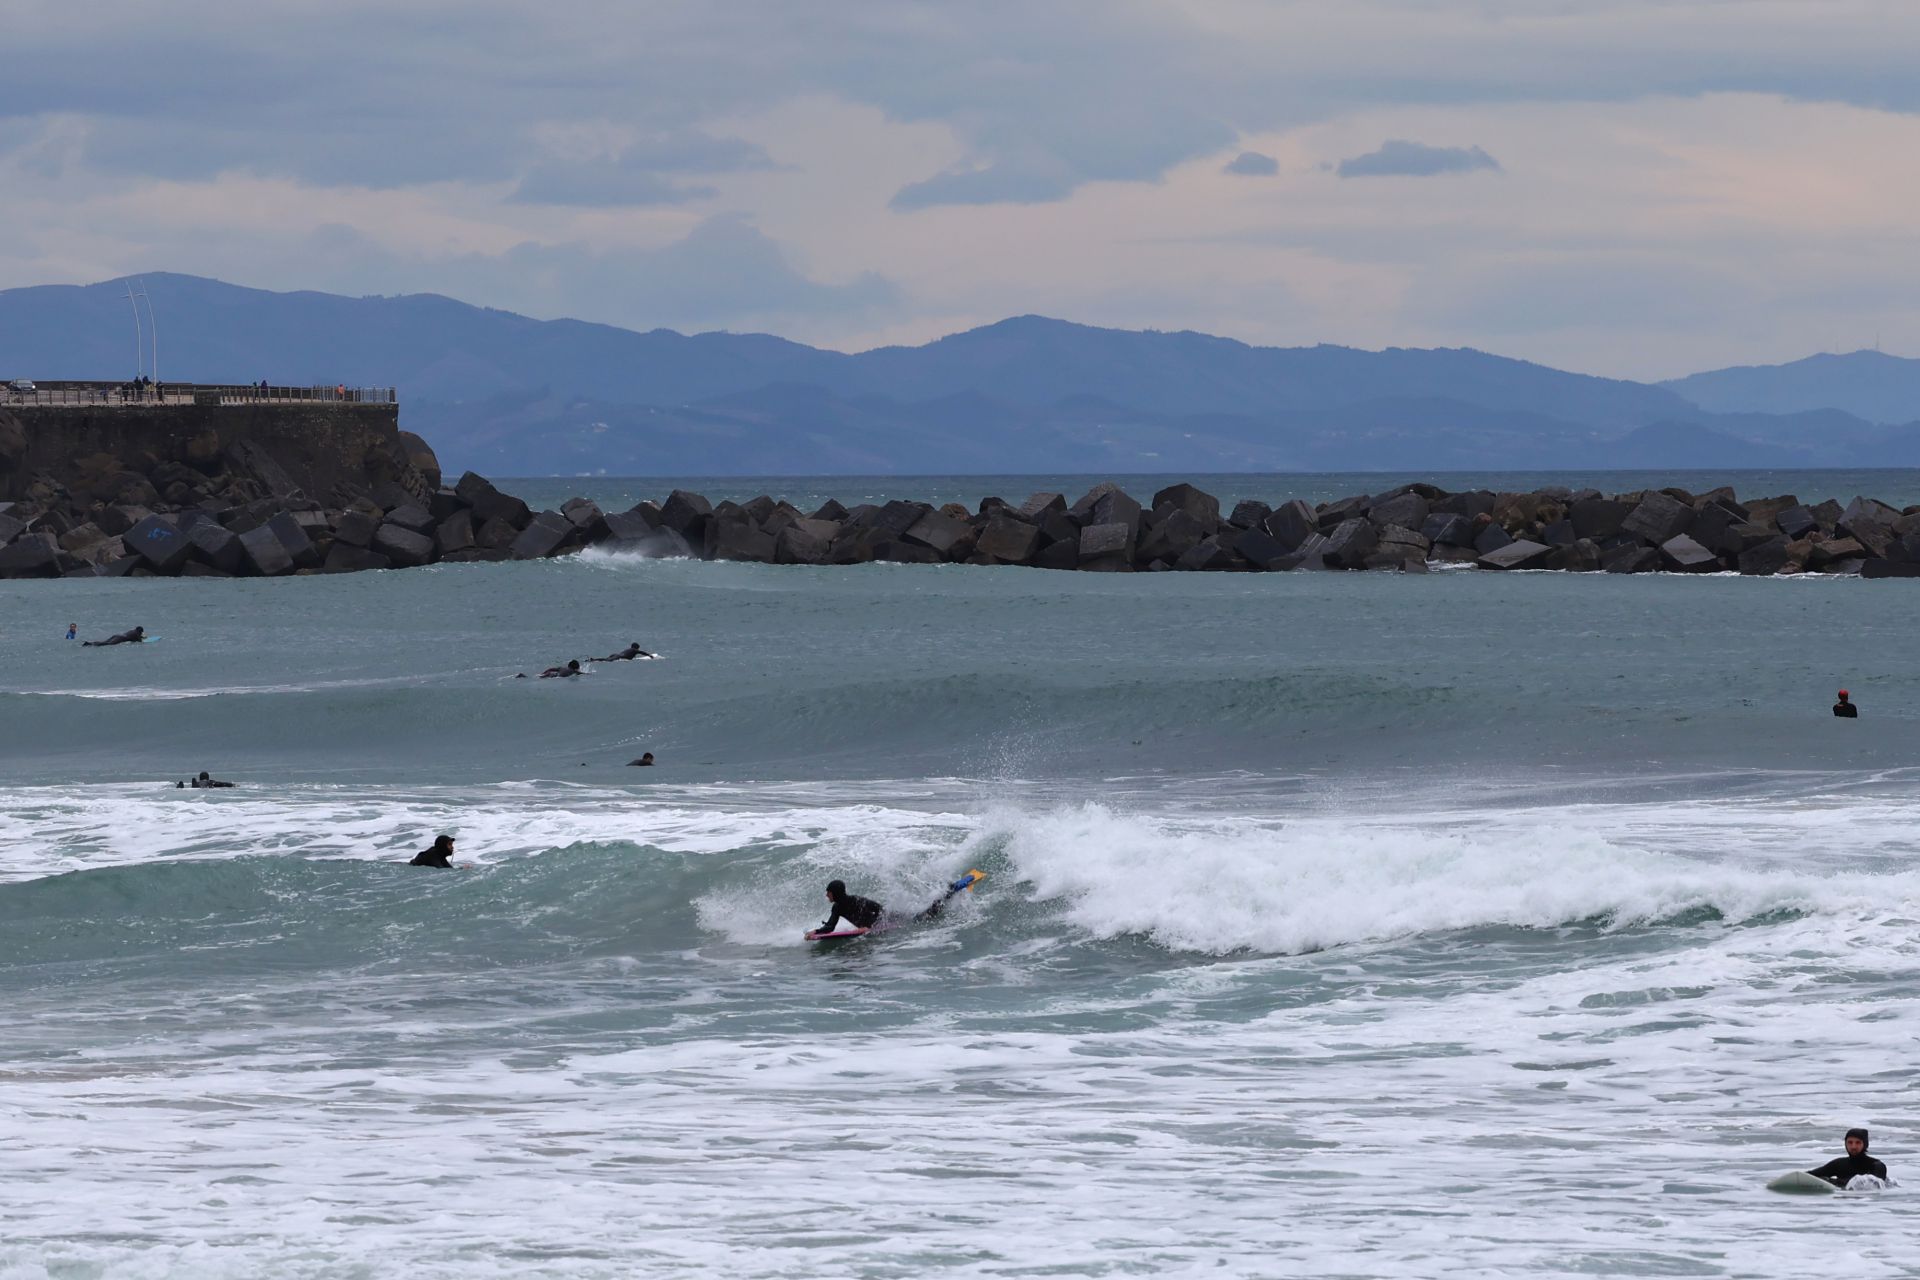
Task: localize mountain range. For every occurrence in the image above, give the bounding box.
[3,273,1918,475]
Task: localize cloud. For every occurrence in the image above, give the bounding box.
[1224,151,1278,176]
[509,165,714,208]
[1336,140,1501,178]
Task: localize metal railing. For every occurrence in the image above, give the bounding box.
[1,382,397,408]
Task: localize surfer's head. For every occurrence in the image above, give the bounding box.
[826,879,846,902]
[1846,1128,1869,1154]
[1838,689,1850,702]
[434,835,455,853]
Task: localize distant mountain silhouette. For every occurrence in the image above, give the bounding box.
[1662,350,1920,425]
[2,273,1916,474]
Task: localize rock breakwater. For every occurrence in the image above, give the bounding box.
[5,470,1920,580]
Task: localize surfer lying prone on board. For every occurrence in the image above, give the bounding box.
[806,871,988,940]
[1809,1129,1888,1188]
[83,625,146,646]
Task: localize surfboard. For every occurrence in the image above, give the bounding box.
[805,927,873,943]
[1766,1171,1837,1194]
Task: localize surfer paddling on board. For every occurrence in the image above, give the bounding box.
[807,871,989,939]
[1808,1129,1887,1188]
[816,880,885,935]
[82,625,145,646]
[595,642,653,662]
[408,835,464,869]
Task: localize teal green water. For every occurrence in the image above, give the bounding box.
[2,470,1917,1278]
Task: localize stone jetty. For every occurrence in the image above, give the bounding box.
[5,466,1920,579]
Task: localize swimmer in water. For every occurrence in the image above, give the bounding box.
[82,625,145,647]
[408,835,458,868]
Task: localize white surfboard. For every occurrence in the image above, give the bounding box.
[1766,1170,1836,1194]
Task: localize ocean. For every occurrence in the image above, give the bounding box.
[2,470,1917,1278]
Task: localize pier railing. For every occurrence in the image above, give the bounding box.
[2,382,397,408]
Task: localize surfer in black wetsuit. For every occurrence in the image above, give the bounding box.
[190,771,234,789]
[540,660,583,679]
[83,625,145,647]
[818,880,885,933]
[1834,689,1858,718]
[1808,1129,1887,1188]
[408,835,458,868]
[596,642,653,661]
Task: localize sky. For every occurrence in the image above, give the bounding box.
[4,0,1920,380]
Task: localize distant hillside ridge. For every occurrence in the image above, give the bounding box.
[4,273,1918,474]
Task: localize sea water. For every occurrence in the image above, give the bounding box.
[2,470,1918,1278]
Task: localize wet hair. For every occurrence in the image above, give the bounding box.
[198,771,210,780]
[1847,1127,1869,1148]
[826,879,846,899]
[568,659,581,670]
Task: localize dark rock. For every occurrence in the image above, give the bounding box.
[476,516,520,551]
[599,510,655,544]
[707,519,777,563]
[1660,534,1719,572]
[323,544,393,573]
[827,525,891,565]
[1278,531,1333,570]
[1079,553,1134,572]
[238,525,294,576]
[1034,537,1080,570]
[434,509,475,555]
[1363,551,1427,572]
[58,522,107,554]
[658,489,713,537]
[1562,538,1603,572]
[1861,559,1920,579]
[1808,498,1844,530]
[1018,492,1067,522]
[1621,492,1693,545]
[775,524,830,565]
[383,502,434,534]
[429,487,464,522]
[454,471,498,505]
[1541,519,1576,547]
[870,500,930,538]
[1775,505,1819,540]
[1368,492,1429,531]
[736,495,776,525]
[1079,521,1135,563]
[976,515,1041,564]
[510,511,575,560]
[1738,536,1793,576]
[877,541,943,565]
[1688,503,1747,558]
[0,512,25,544]
[1421,513,1476,547]
[1477,539,1555,570]
[1316,495,1370,528]
[1136,509,1207,563]
[903,509,971,557]
[372,522,436,568]
[1807,536,1865,570]
[1170,536,1230,571]
[179,561,230,578]
[267,512,321,569]
[333,509,379,547]
[810,499,849,522]
[1320,518,1379,569]
[125,514,192,573]
[0,532,60,577]
[1036,511,1079,547]
[1376,525,1432,558]
[1473,523,1514,555]
[1570,498,1632,541]
[1433,490,1495,519]
[1838,497,1898,556]
[1264,500,1318,549]
[1229,527,1291,571]
[1151,483,1221,526]
[188,522,245,574]
[1603,544,1662,574]
[1089,485,1143,536]
[1229,500,1272,530]
[101,554,148,577]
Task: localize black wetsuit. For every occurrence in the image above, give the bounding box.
[190,778,235,789]
[83,630,143,647]
[820,893,884,932]
[1834,702,1858,718]
[600,645,652,661]
[409,846,454,868]
[1809,1153,1886,1187]
[539,665,580,679]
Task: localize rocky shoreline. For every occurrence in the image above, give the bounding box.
[5,470,1920,580]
